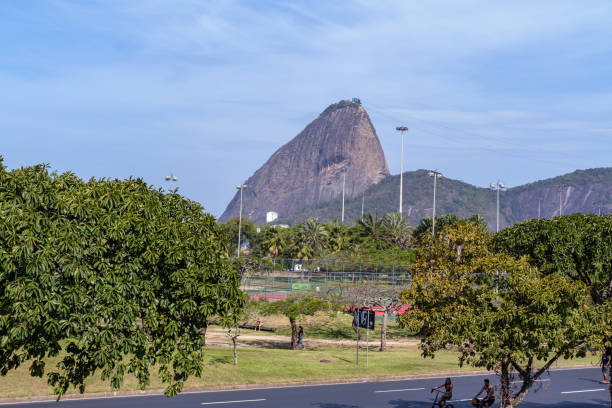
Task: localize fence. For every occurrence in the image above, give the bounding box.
[241,258,411,297]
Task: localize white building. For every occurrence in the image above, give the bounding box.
[266,211,278,223]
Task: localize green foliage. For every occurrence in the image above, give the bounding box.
[400,222,599,407]
[494,214,612,304]
[220,217,258,256]
[261,294,337,349]
[0,159,244,398]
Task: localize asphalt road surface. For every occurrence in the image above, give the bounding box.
[2,367,610,407]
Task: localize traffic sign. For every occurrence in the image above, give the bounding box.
[354,308,375,330]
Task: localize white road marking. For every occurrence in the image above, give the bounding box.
[561,389,606,394]
[511,379,550,384]
[451,399,474,402]
[374,388,425,393]
[200,399,266,405]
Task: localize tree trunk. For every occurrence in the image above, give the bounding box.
[202,321,208,347]
[232,337,238,365]
[290,317,298,350]
[379,310,388,351]
[500,360,512,408]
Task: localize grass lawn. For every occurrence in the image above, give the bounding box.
[250,311,415,340]
[0,346,601,399]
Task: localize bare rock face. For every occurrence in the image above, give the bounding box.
[220,100,390,223]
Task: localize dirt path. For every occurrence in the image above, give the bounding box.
[204,327,419,349]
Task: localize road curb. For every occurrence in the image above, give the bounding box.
[0,364,598,404]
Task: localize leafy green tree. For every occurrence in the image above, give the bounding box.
[0,159,244,398]
[222,217,257,256]
[494,214,612,305]
[261,294,335,349]
[400,222,598,407]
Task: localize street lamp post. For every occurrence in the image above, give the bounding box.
[428,170,442,236]
[341,172,346,225]
[490,181,506,233]
[165,173,178,182]
[396,127,408,216]
[558,185,568,216]
[236,184,247,257]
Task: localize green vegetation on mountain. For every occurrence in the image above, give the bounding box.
[277,167,612,230]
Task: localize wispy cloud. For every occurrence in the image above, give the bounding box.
[1,0,612,216]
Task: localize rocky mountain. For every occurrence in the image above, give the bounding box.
[276,168,612,230]
[220,100,390,223]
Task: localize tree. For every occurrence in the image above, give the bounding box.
[261,294,335,349]
[297,218,328,260]
[494,214,612,304]
[358,213,385,248]
[413,214,459,238]
[495,214,612,404]
[0,159,245,398]
[222,217,257,256]
[381,212,413,249]
[332,282,403,351]
[399,222,597,407]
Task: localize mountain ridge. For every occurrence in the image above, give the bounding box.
[275,167,612,229]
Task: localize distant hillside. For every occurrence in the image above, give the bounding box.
[276,168,612,229]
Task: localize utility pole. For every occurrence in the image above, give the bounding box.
[236,184,247,257]
[361,193,365,218]
[396,127,408,217]
[490,181,506,233]
[558,186,567,216]
[341,172,346,224]
[538,199,541,219]
[428,170,443,236]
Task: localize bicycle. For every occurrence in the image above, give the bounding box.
[431,389,454,408]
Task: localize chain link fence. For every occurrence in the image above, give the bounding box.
[241,258,411,298]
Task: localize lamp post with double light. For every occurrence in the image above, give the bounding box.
[490,181,506,233]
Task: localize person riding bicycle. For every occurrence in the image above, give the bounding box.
[431,377,453,407]
[474,379,495,407]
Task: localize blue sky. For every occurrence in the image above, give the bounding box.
[2,1,612,218]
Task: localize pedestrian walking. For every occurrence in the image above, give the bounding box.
[602,349,611,384]
[297,326,306,349]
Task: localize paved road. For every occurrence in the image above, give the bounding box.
[2,367,610,407]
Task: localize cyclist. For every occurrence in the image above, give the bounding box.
[431,377,453,407]
[474,379,495,407]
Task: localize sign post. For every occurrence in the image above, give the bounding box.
[366,311,369,368]
[354,308,375,366]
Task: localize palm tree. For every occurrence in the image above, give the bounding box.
[358,213,384,248]
[327,220,349,253]
[263,227,284,259]
[381,212,412,249]
[297,218,328,260]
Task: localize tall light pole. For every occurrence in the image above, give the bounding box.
[538,198,542,219]
[428,170,442,236]
[558,185,567,216]
[396,126,408,216]
[361,193,365,218]
[341,172,346,225]
[236,184,247,257]
[490,181,506,233]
